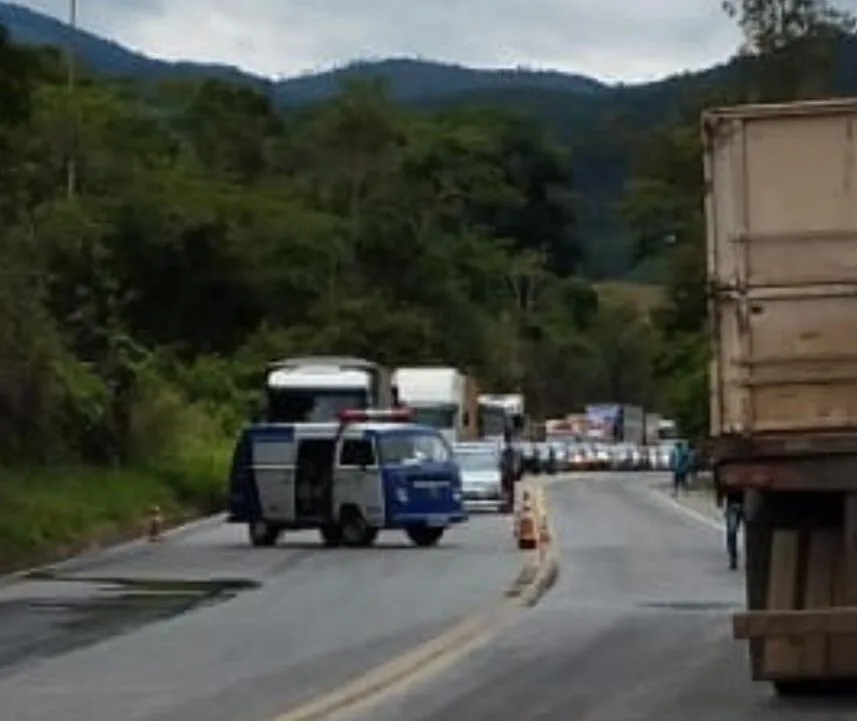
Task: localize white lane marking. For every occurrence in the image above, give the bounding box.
[646,487,725,534]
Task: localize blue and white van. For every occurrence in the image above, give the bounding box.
[227,408,468,548]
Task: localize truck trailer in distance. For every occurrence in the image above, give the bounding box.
[391,366,473,444]
[477,393,525,439]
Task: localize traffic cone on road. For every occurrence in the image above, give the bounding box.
[516,491,538,550]
[148,504,163,542]
[513,488,530,538]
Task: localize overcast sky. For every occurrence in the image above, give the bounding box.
[24,0,744,83]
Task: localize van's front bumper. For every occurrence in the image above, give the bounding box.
[390,511,468,527]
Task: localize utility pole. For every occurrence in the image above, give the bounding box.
[66,0,78,199]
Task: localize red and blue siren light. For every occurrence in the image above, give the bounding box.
[338,407,413,424]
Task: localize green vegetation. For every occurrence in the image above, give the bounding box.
[1,0,852,569]
[6,4,857,281]
[0,27,657,571]
[623,0,855,440]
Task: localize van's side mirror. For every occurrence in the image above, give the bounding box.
[462,411,469,425]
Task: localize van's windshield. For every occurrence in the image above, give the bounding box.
[378,432,452,465]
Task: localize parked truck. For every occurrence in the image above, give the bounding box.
[644,412,662,445]
[391,366,470,444]
[477,393,525,439]
[621,405,645,445]
[264,356,394,423]
[705,98,857,694]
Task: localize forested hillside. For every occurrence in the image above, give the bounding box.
[622,0,856,440]
[0,28,657,568]
[4,3,857,278]
[0,0,852,569]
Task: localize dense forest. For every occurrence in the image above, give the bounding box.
[0,0,851,567]
[0,21,659,565]
[5,2,857,279]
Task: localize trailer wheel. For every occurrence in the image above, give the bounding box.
[773,681,819,697]
[405,525,444,547]
[319,524,344,547]
[248,521,280,547]
[339,506,378,547]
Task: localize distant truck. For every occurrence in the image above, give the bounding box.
[644,413,662,445]
[584,404,643,443]
[585,403,620,441]
[657,418,677,440]
[621,405,645,445]
[391,366,475,444]
[705,99,857,694]
[477,393,525,439]
[263,356,394,423]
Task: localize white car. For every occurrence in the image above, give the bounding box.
[454,442,503,511]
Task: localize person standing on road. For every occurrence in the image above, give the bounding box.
[500,427,518,514]
[670,440,691,497]
[715,470,745,570]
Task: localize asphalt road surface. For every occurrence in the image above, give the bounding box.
[357,473,857,721]
[0,510,524,721]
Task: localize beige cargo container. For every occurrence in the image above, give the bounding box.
[706,98,857,439]
[705,98,857,694]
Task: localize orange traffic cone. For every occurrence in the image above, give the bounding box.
[148,504,163,542]
[516,492,538,550]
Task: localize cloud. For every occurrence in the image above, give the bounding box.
[21,0,743,83]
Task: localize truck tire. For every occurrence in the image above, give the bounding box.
[339,506,378,547]
[248,520,280,547]
[773,681,818,697]
[319,524,344,547]
[405,525,444,547]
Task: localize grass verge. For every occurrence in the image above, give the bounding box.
[0,443,232,575]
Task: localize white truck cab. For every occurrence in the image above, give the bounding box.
[391,367,466,444]
[477,393,525,439]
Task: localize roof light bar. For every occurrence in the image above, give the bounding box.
[338,407,414,424]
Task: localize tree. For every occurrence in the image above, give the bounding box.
[722,0,856,99]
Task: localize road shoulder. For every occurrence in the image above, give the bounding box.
[649,478,724,532]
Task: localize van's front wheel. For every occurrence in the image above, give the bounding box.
[405,525,444,547]
[248,520,280,547]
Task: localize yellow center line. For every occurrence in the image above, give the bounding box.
[269,605,516,721]
[269,480,561,721]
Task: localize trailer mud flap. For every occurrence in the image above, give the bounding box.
[735,495,857,680]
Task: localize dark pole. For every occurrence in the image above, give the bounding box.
[66,0,78,199]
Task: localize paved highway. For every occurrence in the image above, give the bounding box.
[0,511,529,721]
[357,473,857,721]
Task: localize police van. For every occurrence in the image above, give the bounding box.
[227,408,468,548]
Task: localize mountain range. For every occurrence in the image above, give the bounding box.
[0,2,614,103]
[3,2,856,278]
